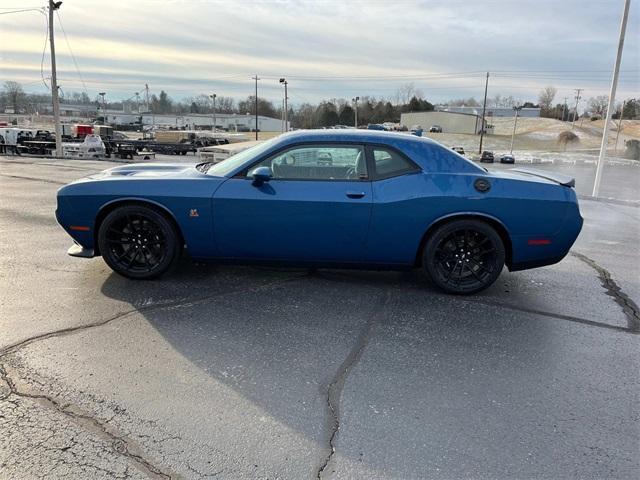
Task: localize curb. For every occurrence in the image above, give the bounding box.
[578,194,640,208]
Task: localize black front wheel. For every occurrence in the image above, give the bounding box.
[98,205,181,279]
[423,219,505,294]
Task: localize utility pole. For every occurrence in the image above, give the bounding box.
[252,75,260,140]
[614,100,626,152]
[98,92,106,124]
[593,0,630,197]
[279,78,288,132]
[210,93,216,132]
[353,96,359,128]
[510,105,522,154]
[144,84,150,111]
[571,88,582,129]
[478,72,489,154]
[48,0,63,157]
[134,92,140,113]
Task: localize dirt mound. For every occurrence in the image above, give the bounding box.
[558,131,580,145]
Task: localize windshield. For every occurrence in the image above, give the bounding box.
[206,138,279,177]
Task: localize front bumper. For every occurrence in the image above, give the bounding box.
[67,243,95,258]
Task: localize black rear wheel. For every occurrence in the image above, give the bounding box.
[423,219,505,294]
[98,205,180,279]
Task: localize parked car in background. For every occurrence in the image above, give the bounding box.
[367,124,386,131]
[57,130,583,295]
[500,154,515,164]
[429,125,443,133]
[410,125,423,137]
[452,146,465,155]
[480,151,495,163]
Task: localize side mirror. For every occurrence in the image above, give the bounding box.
[251,166,272,186]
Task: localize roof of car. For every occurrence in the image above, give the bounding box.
[276,128,438,146]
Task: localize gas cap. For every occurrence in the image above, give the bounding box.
[474,178,491,193]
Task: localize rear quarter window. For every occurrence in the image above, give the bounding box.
[371,146,420,179]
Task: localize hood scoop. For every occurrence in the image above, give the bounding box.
[102,163,195,177]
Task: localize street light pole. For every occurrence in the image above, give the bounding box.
[48,0,63,157]
[279,78,288,132]
[210,93,216,132]
[353,96,359,128]
[478,72,489,154]
[593,0,630,197]
[252,75,260,140]
[510,105,522,154]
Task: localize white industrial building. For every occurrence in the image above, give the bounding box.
[35,104,288,131]
[401,111,485,134]
[104,112,288,132]
[437,106,541,118]
[401,105,540,135]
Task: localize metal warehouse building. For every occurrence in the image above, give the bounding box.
[401,111,483,134]
[103,112,288,132]
[438,106,541,118]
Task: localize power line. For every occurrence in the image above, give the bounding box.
[0,7,44,15]
[39,7,49,89]
[55,10,88,95]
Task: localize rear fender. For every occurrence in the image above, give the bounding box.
[416,211,513,267]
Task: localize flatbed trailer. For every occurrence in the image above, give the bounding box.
[114,140,198,156]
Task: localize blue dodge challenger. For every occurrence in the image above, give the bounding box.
[56,130,583,294]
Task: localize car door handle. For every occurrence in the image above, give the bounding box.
[346,191,366,199]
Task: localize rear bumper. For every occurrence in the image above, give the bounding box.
[509,208,583,271]
[509,254,567,272]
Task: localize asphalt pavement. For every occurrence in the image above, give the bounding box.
[1,154,639,480]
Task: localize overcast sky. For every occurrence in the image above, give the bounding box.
[1,0,638,107]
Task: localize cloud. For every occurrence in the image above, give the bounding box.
[1,0,638,104]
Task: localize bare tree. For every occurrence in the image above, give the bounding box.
[395,83,424,105]
[445,97,480,107]
[2,81,25,112]
[538,86,557,113]
[588,95,609,117]
[216,96,235,114]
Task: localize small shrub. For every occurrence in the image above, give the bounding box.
[558,130,579,146]
[624,139,640,160]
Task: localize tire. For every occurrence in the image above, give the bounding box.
[423,219,505,295]
[98,205,181,279]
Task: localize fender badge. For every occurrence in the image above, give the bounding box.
[189,209,199,217]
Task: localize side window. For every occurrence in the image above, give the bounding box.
[248,145,367,181]
[372,147,420,179]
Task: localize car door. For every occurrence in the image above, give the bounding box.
[212,143,373,263]
[364,145,427,265]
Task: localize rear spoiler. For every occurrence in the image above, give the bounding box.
[510,167,575,188]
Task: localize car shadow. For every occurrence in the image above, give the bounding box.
[97,260,567,476]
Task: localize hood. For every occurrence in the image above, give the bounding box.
[89,163,198,179]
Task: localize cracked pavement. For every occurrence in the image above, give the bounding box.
[1,155,639,479]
